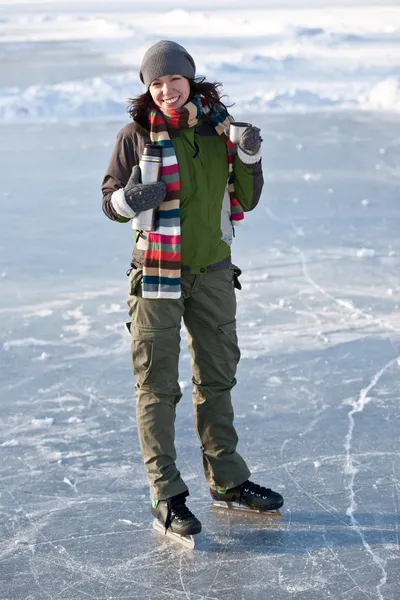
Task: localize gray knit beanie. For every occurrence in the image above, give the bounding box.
[139,40,196,88]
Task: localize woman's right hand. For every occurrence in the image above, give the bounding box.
[124,166,167,214]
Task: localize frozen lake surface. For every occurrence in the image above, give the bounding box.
[1,112,400,599]
[1,0,400,598]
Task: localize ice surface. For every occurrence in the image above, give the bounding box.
[1,1,400,598]
[1,111,400,600]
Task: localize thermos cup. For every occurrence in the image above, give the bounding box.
[229,121,252,144]
[131,144,162,232]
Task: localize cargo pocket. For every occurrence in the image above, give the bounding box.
[130,325,180,394]
[128,268,143,298]
[216,319,241,381]
[131,330,153,386]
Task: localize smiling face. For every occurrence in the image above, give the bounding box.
[149,74,191,112]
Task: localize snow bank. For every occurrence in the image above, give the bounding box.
[0,2,400,121]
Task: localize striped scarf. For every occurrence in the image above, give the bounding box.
[142,95,244,299]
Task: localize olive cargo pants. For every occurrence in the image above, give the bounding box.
[127,267,251,501]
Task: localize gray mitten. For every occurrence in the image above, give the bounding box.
[239,126,263,155]
[124,165,166,214]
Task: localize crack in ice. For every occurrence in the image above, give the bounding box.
[344,357,398,600]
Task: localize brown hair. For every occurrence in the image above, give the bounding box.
[127,76,232,127]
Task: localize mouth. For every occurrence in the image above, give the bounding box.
[164,96,180,106]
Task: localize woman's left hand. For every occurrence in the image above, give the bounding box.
[239,126,263,155]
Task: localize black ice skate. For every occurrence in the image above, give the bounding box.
[210,480,284,517]
[151,491,202,549]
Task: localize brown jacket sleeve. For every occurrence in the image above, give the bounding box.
[101,122,148,222]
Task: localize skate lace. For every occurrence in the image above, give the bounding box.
[165,495,194,531]
[241,480,272,500]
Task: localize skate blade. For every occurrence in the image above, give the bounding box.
[211,501,282,518]
[152,519,195,550]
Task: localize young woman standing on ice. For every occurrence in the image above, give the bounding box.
[102,40,284,545]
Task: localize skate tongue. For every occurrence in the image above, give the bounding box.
[170,491,190,512]
[171,490,189,503]
[165,491,190,532]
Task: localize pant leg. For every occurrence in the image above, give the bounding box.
[182,269,251,491]
[127,268,187,500]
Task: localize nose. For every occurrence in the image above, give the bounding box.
[161,81,172,95]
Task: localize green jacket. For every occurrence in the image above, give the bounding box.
[102,115,263,273]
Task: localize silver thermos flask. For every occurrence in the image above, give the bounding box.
[131,144,162,232]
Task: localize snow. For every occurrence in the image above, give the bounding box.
[1,2,400,120]
[1,0,400,598]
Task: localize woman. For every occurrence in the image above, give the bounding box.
[102,40,284,539]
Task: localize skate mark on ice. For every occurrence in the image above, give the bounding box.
[343,357,397,600]
[178,552,193,600]
[297,249,399,336]
[279,451,399,472]
[266,205,399,335]
[0,287,122,316]
[4,490,103,600]
[28,527,149,548]
[203,528,233,599]
[155,587,220,600]
[323,534,370,599]
[180,453,197,481]
[284,468,347,527]
[4,491,130,597]
[278,566,326,594]
[281,439,348,526]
